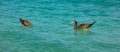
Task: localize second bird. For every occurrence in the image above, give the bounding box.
[19,18,32,27]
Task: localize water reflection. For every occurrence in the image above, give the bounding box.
[73,29,93,35]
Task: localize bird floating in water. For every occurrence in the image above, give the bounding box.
[71,20,96,30]
[19,18,32,27]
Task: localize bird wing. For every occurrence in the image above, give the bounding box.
[79,24,86,26]
[79,24,90,28]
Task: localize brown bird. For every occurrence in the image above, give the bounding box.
[19,18,32,27]
[71,20,96,30]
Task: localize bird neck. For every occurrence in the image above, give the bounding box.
[74,23,78,27]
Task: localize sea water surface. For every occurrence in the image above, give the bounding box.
[0,0,120,52]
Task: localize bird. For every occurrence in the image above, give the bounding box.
[71,20,96,30]
[19,18,32,27]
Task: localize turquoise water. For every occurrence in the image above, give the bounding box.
[0,0,120,52]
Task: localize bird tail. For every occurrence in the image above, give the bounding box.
[89,21,96,27]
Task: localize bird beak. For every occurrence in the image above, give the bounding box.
[70,21,74,24]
